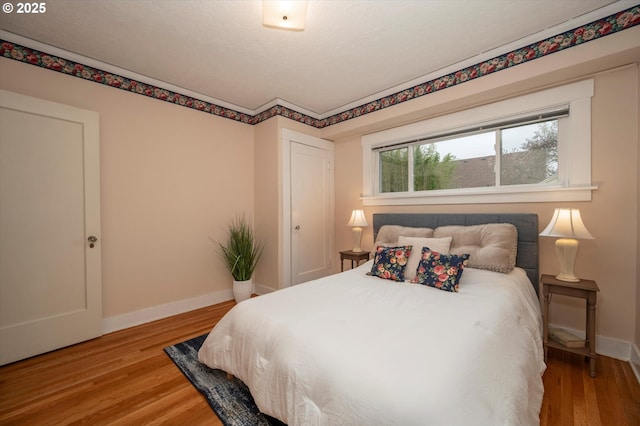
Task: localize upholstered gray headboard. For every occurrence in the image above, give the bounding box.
[372,213,539,294]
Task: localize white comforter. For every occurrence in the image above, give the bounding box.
[198,262,546,426]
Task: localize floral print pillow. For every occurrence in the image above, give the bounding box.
[369,245,412,282]
[411,248,470,292]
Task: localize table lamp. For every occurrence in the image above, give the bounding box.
[347,209,368,252]
[539,208,593,282]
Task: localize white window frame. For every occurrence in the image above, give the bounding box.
[361,79,597,206]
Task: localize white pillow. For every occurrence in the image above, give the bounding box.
[398,236,453,281]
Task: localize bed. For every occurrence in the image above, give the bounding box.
[198,213,545,425]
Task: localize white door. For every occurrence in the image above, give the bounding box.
[0,90,101,365]
[285,130,334,286]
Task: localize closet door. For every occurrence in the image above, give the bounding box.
[290,141,333,285]
[282,129,334,288]
[0,90,102,365]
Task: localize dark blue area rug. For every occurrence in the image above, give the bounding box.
[164,334,285,426]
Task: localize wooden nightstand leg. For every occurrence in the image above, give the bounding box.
[587,293,597,377]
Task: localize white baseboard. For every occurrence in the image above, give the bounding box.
[101,289,233,334]
[255,283,277,295]
[596,334,633,361]
[631,344,640,385]
[101,281,279,335]
[549,323,631,361]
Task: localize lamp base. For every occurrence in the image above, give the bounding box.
[554,274,581,283]
[352,227,363,252]
[554,238,581,282]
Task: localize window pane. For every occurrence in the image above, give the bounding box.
[415,132,495,190]
[413,143,456,190]
[379,148,408,192]
[501,120,558,185]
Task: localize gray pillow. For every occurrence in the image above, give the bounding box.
[433,223,517,273]
[374,225,434,246]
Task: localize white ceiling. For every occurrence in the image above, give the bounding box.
[0,0,627,116]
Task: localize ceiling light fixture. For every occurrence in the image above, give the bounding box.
[262,0,308,31]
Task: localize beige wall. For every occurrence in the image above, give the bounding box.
[637,64,640,354]
[0,57,254,318]
[326,56,640,343]
[253,118,280,289]
[587,66,638,343]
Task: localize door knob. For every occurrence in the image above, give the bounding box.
[88,235,98,248]
[294,225,300,230]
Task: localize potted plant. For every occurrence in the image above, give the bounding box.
[217,215,264,303]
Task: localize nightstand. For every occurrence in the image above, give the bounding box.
[540,274,599,377]
[339,250,370,272]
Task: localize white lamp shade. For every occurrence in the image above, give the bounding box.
[263,1,308,30]
[347,209,368,227]
[539,208,594,239]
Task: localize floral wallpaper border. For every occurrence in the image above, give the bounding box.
[1,5,639,128]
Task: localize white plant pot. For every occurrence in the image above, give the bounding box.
[233,278,253,303]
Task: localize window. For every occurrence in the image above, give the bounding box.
[378,117,560,193]
[362,80,596,205]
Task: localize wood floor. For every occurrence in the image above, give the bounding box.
[541,347,640,426]
[1,299,639,425]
